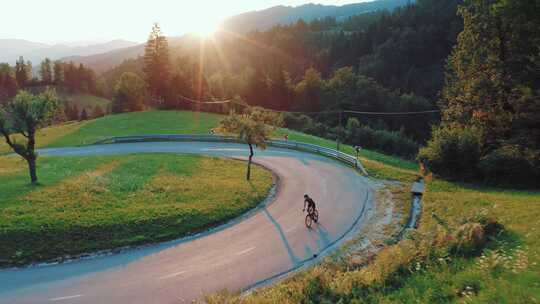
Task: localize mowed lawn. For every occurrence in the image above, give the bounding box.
[0,154,273,267]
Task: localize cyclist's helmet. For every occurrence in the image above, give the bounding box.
[304,194,309,198]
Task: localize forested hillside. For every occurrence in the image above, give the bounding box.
[97,0,460,159]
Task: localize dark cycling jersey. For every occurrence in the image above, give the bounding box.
[305,197,316,211]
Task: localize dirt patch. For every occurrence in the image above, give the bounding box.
[337,182,409,269]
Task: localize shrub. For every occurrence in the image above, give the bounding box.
[284,114,419,159]
[283,113,313,131]
[418,124,483,180]
[347,121,419,159]
[478,145,540,187]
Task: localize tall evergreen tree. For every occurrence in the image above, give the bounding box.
[440,0,540,150]
[421,0,540,184]
[40,58,53,85]
[15,56,29,88]
[53,61,64,85]
[144,23,170,101]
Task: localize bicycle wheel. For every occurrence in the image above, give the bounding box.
[305,214,313,228]
[312,210,319,223]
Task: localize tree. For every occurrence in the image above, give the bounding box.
[112,72,146,113]
[91,105,105,118]
[15,56,29,88]
[0,90,58,184]
[422,0,540,183]
[66,104,80,121]
[0,63,19,101]
[53,105,68,124]
[40,58,53,84]
[53,61,64,85]
[144,23,170,100]
[218,107,282,180]
[294,68,324,112]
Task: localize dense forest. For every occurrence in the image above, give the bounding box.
[0,57,105,121]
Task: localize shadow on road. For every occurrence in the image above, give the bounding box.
[262,208,300,266]
[309,223,332,252]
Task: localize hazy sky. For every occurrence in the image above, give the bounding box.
[1,0,365,44]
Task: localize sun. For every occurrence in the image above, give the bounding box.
[193,21,218,38]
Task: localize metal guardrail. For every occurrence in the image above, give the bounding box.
[93,134,369,176]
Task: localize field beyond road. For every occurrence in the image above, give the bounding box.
[0,153,273,267]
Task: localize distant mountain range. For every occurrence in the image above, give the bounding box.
[0,0,410,73]
[221,0,412,33]
[62,0,411,73]
[0,39,138,65]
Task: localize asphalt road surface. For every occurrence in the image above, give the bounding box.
[0,142,375,304]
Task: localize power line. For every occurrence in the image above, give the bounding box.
[178,94,232,104]
[178,94,441,116]
[344,109,440,115]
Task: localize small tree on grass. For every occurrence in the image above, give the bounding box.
[0,90,58,184]
[112,72,146,113]
[218,107,282,181]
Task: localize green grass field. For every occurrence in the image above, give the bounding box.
[0,154,273,267]
[48,111,222,146]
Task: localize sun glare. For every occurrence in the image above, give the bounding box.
[193,21,218,38]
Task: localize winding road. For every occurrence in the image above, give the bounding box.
[0,141,376,304]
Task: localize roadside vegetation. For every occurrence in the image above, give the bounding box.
[0,154,273,267]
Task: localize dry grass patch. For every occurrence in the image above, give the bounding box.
[0,156,25,176]
[0,121,85,154]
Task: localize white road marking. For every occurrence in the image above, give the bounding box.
[159,270,188,280]
[202,148,244,152]
[235,246,256,256]
[285,226,298,233]
[49,294,83,302]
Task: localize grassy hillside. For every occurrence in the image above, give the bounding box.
[0,111,221,153]
[59,93,111,111]
[0,154,273,266]
[48,111,222,146]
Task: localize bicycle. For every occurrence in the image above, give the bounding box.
[304,207,319,228]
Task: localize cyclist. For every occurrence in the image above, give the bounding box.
[303,194,317,214]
